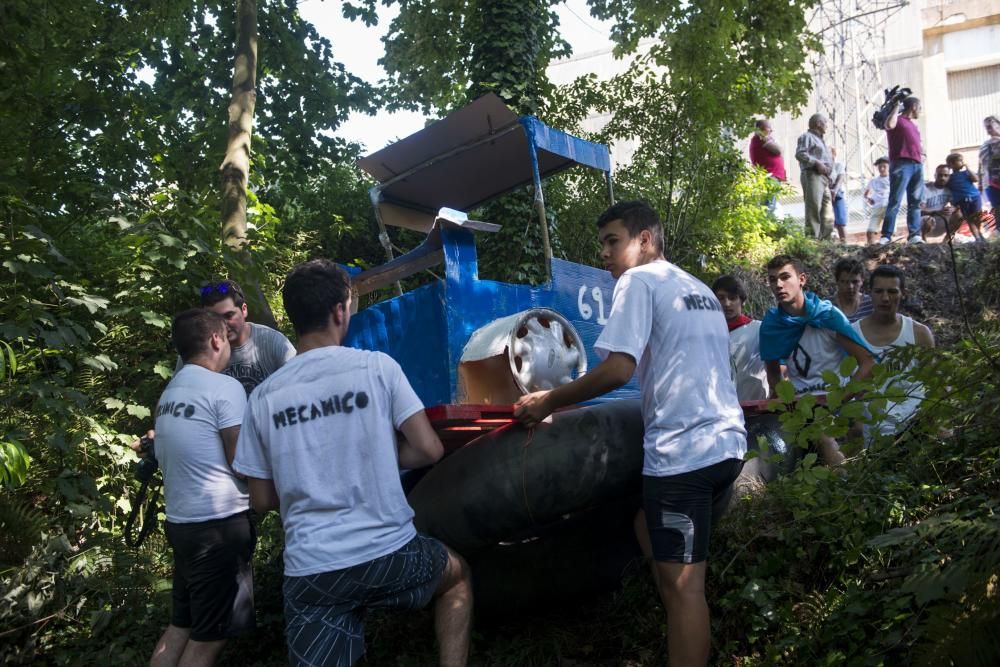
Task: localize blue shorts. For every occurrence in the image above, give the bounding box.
[956,195,982,219]
[642,458,743,564]
[283,534,447,666]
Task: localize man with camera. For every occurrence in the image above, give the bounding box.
[233,259,473,667]
[795,113,834,240]
[879,96,926,245]
[147,309,255,667]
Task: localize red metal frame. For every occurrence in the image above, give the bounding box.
[425,404,517,451]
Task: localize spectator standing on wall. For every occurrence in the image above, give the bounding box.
[864,158,891,246]
[795,114,834,240]
[750,119,787,214]
[829,147,848,242]
[879,97,925,245]
[979,115,1000,218]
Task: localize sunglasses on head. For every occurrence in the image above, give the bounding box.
[200,283,231,297]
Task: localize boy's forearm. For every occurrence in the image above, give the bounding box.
[546,354,634,410]
[765,361,783,398]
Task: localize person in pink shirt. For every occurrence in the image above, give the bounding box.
[879,97,926,245]
[750,119,786,214]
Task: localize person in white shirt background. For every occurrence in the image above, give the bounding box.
[711,275,768,402]
[864,157,891,245]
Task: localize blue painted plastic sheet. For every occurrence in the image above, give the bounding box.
[520,117,611,175]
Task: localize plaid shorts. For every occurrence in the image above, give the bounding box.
[283,534,447,667]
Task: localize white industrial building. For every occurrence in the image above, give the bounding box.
[547,0,1000,234]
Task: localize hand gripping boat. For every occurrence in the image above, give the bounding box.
[346,94,793,611]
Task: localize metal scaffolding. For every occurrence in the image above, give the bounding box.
[809,0,910,190]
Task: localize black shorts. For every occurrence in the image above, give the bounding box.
[283,534,448,667]
[165,510,256,642]
[643,458,744,564]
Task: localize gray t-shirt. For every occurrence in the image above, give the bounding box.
[233,347,425,576]
[176,322,296,396]
[155,364,248,523]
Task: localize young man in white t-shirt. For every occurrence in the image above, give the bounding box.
[233,260,472,667]
[148,309,253,667]
[711,275,769,402]
[760,256,875,465]
[514,201,746,667]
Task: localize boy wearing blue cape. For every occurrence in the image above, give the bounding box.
[761,255,875,465]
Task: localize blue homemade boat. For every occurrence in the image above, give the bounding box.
[346,95,790,611]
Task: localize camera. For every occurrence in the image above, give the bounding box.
[135,434,159,483]
[872,85,912,130]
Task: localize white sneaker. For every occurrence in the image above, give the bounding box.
[878,236,891,245]
[908,236,925,245]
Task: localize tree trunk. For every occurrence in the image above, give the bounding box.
[220,0,277,328]
[222,0,256,251]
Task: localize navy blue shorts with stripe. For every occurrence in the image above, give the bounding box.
[643,458,744,564]
[283,534,448,667]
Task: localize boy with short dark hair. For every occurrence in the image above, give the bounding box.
[831,258,873,323]
[852,265,935,443]
[760,255,876,465]
[864,157,891,245]
[233,260,473,667]
[149,309,253,667]
[183,279,296,396]
[712,275,768,401]
[515,200,746,667]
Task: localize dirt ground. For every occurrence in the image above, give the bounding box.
[731,239,1000,347]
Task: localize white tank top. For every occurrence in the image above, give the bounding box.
[851,316,923,439]
[856,315,916,362]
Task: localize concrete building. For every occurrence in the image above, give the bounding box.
[546,1,1000,235]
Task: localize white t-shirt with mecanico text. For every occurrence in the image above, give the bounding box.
[155,364,249,523]
[233,347,425,577]
[594,260,747,477]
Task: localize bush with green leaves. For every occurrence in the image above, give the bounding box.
[710,333,1000,665]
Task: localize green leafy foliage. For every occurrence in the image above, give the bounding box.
[3,0,998,664]
[347,0,570,115]
[709,329,1000,665]
[0,1,379,662]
